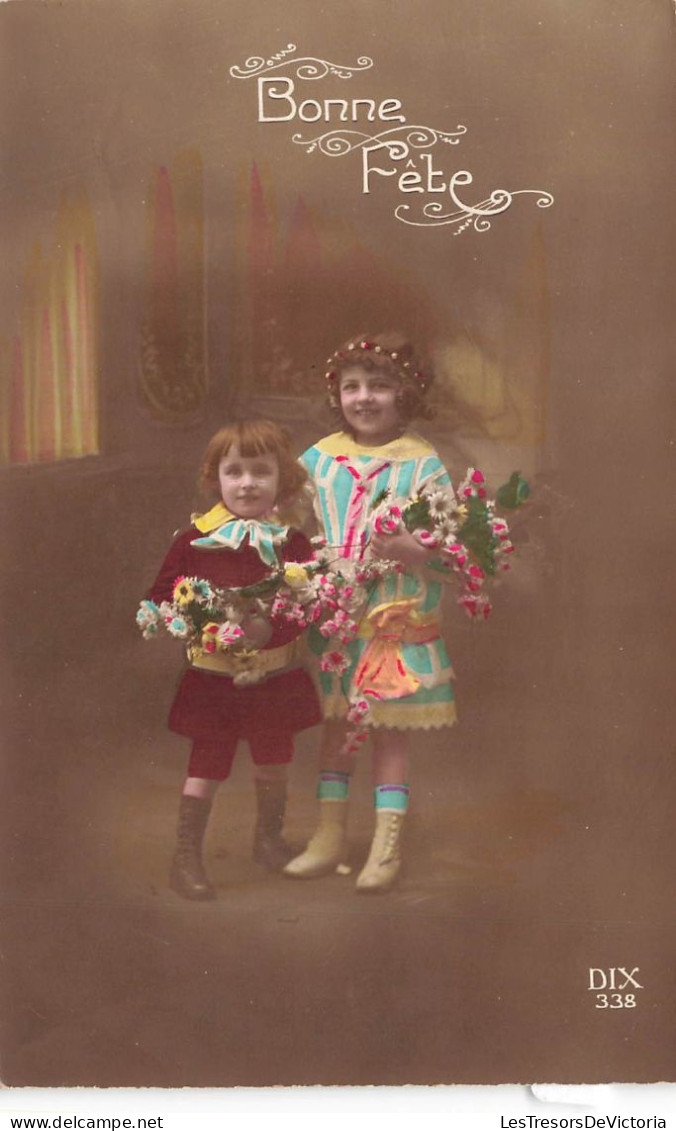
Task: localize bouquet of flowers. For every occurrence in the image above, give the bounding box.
[136,575,255,650]
[135,549,396,679]
[272,549,403,757]
[370,467,517,620]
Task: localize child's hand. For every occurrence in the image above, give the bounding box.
[240,613,272,649]
[371,529,433,569]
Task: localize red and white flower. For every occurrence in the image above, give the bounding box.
[320,649,351,674]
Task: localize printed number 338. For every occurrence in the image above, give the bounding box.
[595,993,637,1008]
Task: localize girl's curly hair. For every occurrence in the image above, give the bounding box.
[325,332,435,431]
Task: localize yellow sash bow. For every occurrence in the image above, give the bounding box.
[353,599,440,700]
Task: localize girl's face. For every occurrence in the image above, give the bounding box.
[218,445,280,519]
[339,366,402,446]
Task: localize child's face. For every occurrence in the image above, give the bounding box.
[218,446,280,519]
[339,366,402,445]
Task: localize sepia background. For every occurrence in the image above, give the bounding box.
[0,0,673,1086]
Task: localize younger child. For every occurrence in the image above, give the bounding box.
[145,421,321,900]
[285,334,456,893]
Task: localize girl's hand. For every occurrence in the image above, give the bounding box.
[240,613,272,649]
[371,528,432,569]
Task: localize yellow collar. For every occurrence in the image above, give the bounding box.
[315,431,438,460]
[191,502,234,533]
[191,501,287,534]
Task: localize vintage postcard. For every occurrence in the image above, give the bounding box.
[1,0,673,1092]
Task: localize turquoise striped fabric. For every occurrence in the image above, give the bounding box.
[302,432,456,719]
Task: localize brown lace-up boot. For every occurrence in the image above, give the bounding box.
[169,795,216,900]
[252,779,296,871]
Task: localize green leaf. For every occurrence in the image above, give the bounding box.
[496,471,531,509]
[403,496,434,532]
[235,575,283,600]
[371,487,390,510]
[460,497,499,575]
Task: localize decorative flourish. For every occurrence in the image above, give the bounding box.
[230,46,373,81]
[395,170,554,233]
[293,123,466,158]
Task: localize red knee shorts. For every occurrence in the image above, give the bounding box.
[188,732,294,781]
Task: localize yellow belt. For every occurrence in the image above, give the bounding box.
[187,639,299,679]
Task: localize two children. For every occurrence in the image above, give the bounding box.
[144,335,456,898]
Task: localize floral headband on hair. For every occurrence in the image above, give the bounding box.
[323,339,430,395]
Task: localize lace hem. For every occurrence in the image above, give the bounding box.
[323,697,457,731]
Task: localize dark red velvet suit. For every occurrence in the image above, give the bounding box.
[148,527,321,757]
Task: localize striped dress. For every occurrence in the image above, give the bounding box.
[301,431,457,730]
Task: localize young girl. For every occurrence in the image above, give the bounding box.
[284,334,456,893]
[145,421,321,901]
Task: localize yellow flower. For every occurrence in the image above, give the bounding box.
[284,563,310,589]
[455,504,469,525]
[173,577,195,605]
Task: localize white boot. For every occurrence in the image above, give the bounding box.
[283,800,348,879]
[355,810,405,893]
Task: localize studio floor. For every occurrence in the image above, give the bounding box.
[2,638,673,1088]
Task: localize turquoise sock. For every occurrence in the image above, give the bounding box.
[374,783,410,814]
[317,771,350,802]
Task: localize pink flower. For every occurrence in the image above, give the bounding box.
[373,508,401,535]
[417,530,440,548]
[347,698,371,725]
[471,469,485,485]
[342,728,370,756]
[320,650,350,674]
[459,595,479,617]
[217,623,245,646]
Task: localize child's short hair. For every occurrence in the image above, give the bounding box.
[199,420,308,503]
[325,332,435,429]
